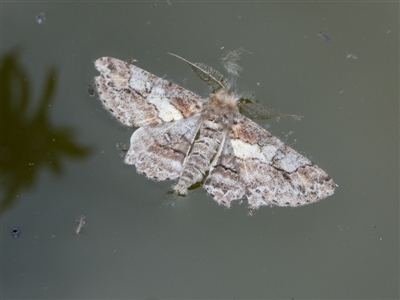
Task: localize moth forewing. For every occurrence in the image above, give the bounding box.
[229,115,336,209]
[94,57,203,127]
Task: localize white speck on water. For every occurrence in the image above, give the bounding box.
[346,54,358,59]
[36,12,46,24]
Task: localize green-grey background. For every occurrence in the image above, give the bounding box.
[1,1,398,299]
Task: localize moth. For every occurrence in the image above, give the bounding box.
[94,52,336,210]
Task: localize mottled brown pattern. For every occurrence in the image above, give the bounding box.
[95,57,203,127]
[229,115,336,209]
[125,114,201,180]
[173,119,224,195]
[170,97,202,118]
[231,117,263,144]
[204,135,246,207]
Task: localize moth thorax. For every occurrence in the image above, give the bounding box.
[207,89,239,114]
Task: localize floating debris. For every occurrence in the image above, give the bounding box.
[75,215,86,236]
[127,58,138,64]
[87,83,96,97]
[115,142,128,159]
[318,31,332,43]
[10,225,21,238]
[36,12,46,24]
[345,54,358,59]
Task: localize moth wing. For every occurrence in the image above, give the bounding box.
[204,134,246,208]
[94,57,203,127]
[230,114,336,210]
[125,113,201,181]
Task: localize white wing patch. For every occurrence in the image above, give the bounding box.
[94,56,336,211]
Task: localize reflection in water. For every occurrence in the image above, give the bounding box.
[0,50,91,213]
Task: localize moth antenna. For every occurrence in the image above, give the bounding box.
[168,52,226,91]
[238,99,303,120]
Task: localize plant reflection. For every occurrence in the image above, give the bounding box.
[1,50,91,213]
